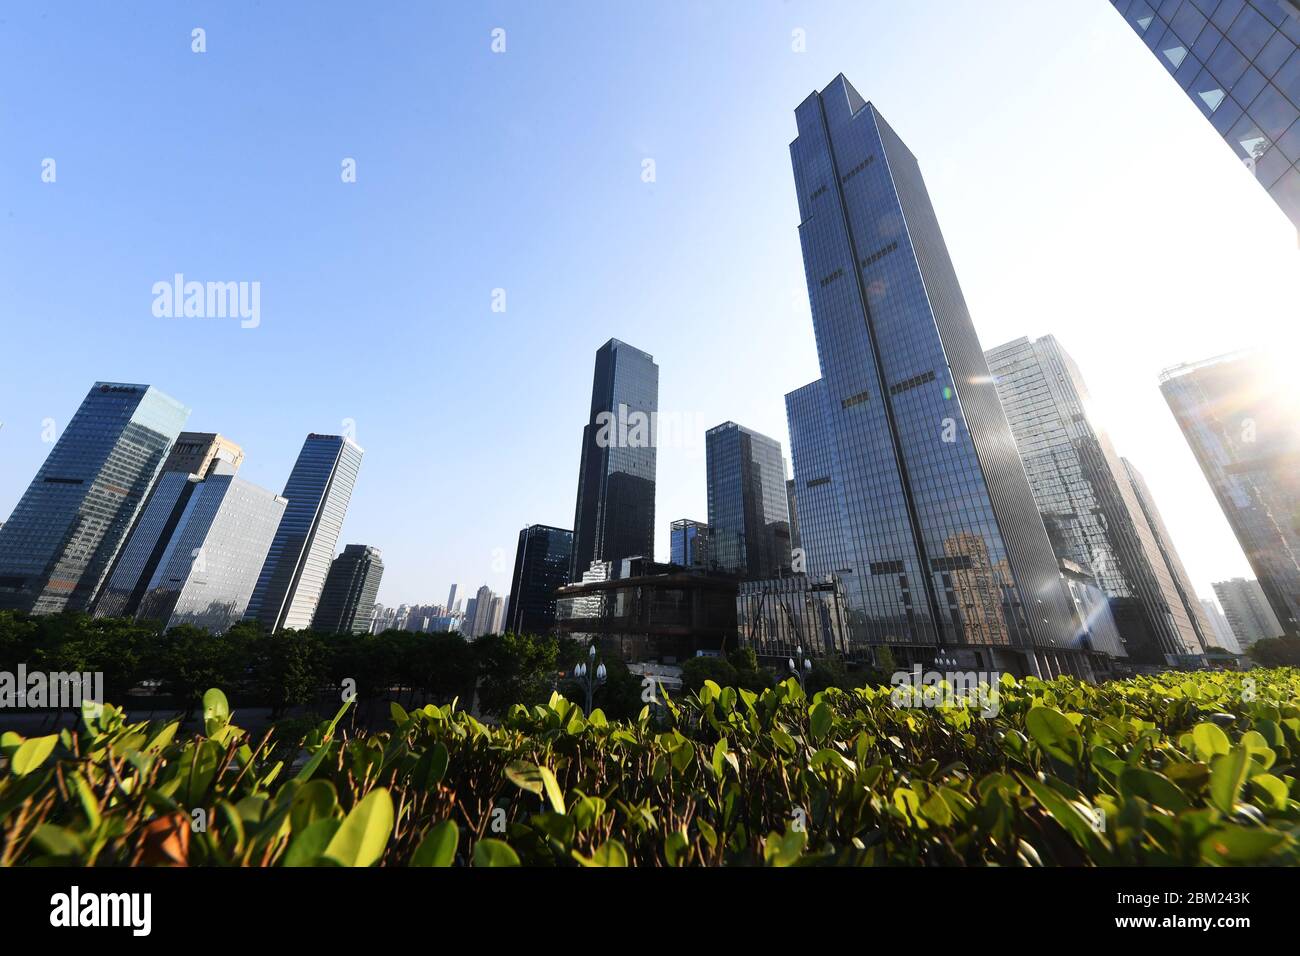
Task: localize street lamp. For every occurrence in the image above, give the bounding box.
[934,648,959,669]
[574,643,607,713]
[788,644,813,688]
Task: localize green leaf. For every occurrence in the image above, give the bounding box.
[538,766,566,814]
[809,701,833,740]
[10,735,57,777]
[290,779,338,835]
[323,787,394,867]
[1119,767,1190,813]
[1209,746,1250,814]
[202,688,231,738]
[763,828,807,866]
[292,696,353,784]
[1201,825,1286,864]
[504,761,543,795]
[411,820,459,867]
[582,840,629,867]
[664,829,690,867]
[1024,707,1081,766]
[282,818,341,867]
[1249,773,1289,811]
[473,838,520,867]
[1192,722,1230,761]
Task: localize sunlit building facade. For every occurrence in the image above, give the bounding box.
[669,519,711,569]
[705,422,792,580]
[1213,575,1286,646]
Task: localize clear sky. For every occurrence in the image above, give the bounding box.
[1,1,1296,610]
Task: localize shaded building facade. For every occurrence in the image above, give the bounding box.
[570,338,658,581]
[312,544,385,635]
[1213,576,1286,646]
[705,422,792,580]
[669,519,710,569]
[505,524,574,635]
[0,382,189,614]
[785,76,1079,675]
[1160,352,1299,635]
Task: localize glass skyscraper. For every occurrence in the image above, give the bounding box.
[0,382,190,614]
[669,519,710,569]
[1110,0,1300,231]
[312,544,385,635]
[786,76,1079,674]
[986,335,1209,663]
[785,379,854,583]
[570,338,658,581]
[1160,351,1299,635]
[705,422,792,580]
[244,434,364,632]
[504,524,574,635]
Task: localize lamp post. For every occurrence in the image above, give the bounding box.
[788,644,813,688]
[574,642,607,714]
[934,648,959,670]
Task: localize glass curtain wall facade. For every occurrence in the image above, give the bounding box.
[570,339,658,581]
[787,76,1078,670]
[0,382,189,614]
[704,422,793,580]
[785,379,854,584]
[1160,352,1299,635]
[504,524,574,635]
[244,434,364,632]
[311,544,385,635]
[986,335,1207,663]
[669,519,710,569]
[1110,0,1300,230]
[133,463,287,633]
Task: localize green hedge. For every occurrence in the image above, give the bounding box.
[2,669,1298,866]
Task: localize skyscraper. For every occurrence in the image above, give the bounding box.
[785,379,854,583]
[1160,351,1298,635]
[505,524,574,635]
[312,544,385,635]
[244,434,364,632]
[158,432,245,478]
[570,338,658,581]
[669,519,710,569]
[0,382,190,614]
[986,335,1209,663]
[446,583,459,615]
[1122,457,1218,658]
[127,462,287,633]
[465,585,495,638]
[1200,595,1245,653]
[1213,576,1286,646]
[786,76,1079,675]
[705,422,792,580]
[1109,0,1300,232]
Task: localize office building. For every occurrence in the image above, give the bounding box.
[785,76,1079,675]
[0,382,189,614]
[122,461,286,633]
[570,338,658,581]
[705,422,793,580]
[505,524,574,634]
[786,480,801,553]
[1160,352,1298,635]
[1109,0,1300,231]
[312,544,385,635]
[986,334,1208,663]
[784,379,854,584]
[244,434,364,632]
[158,432,244,478]
[1213,576,1286,646]
[1200,596,1244,652]
[669,519,711,569]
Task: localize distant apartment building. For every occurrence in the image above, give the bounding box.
[312,544,385,635]
[1213,576,1286,647]
[1200,597,1244,653]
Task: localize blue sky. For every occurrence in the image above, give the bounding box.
[2,1,1297,608]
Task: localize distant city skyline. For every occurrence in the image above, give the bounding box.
[3,2,1296,609]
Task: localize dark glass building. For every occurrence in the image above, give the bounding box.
[244,434,364,632]
[1110,0,1300,231]
[785,379,854,583]
[504,524,574,635]
[986,335,1209,663]
[570,338,658,581]
[0,382,190,614]
[787,76,1079,675]
[1160,352,1299,634]
[669,519,710,569]
[705,422,792,580]
[312,544,385,635]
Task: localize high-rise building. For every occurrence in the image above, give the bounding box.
[1109,0,1300,232]
[1200,596,1244,653]
[463,585,496,639]
[705,422,792,580]
[312,544,385,635]
[0,382,190,614]
[786,480,801,554]
[570,338,658,581]
[490,594,506,635]
[118,462,287,633]
[505,524,574,635]
[462,597,477,637]
[446,583,458,615]
[669,519,710,569]
[244,434,364,632]
[1160,352,1298,635]
[784,379,854,584]
[1122,458,1218,658]
[986,335,1209,663]
[1213,576,1286,647]
[158,432,244,478]
[785,76,1080,675]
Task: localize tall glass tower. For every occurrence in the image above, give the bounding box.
[504,524,573,635]
[1160,351,1299,635]
[705,422,792,580]
[1109,0,1300,232]
[0,382,190,614]
[244,434,364,632]
[787,76,1078,674]
[312,544,385,635]
[986,335,1209,663]
[570,338,658,581]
